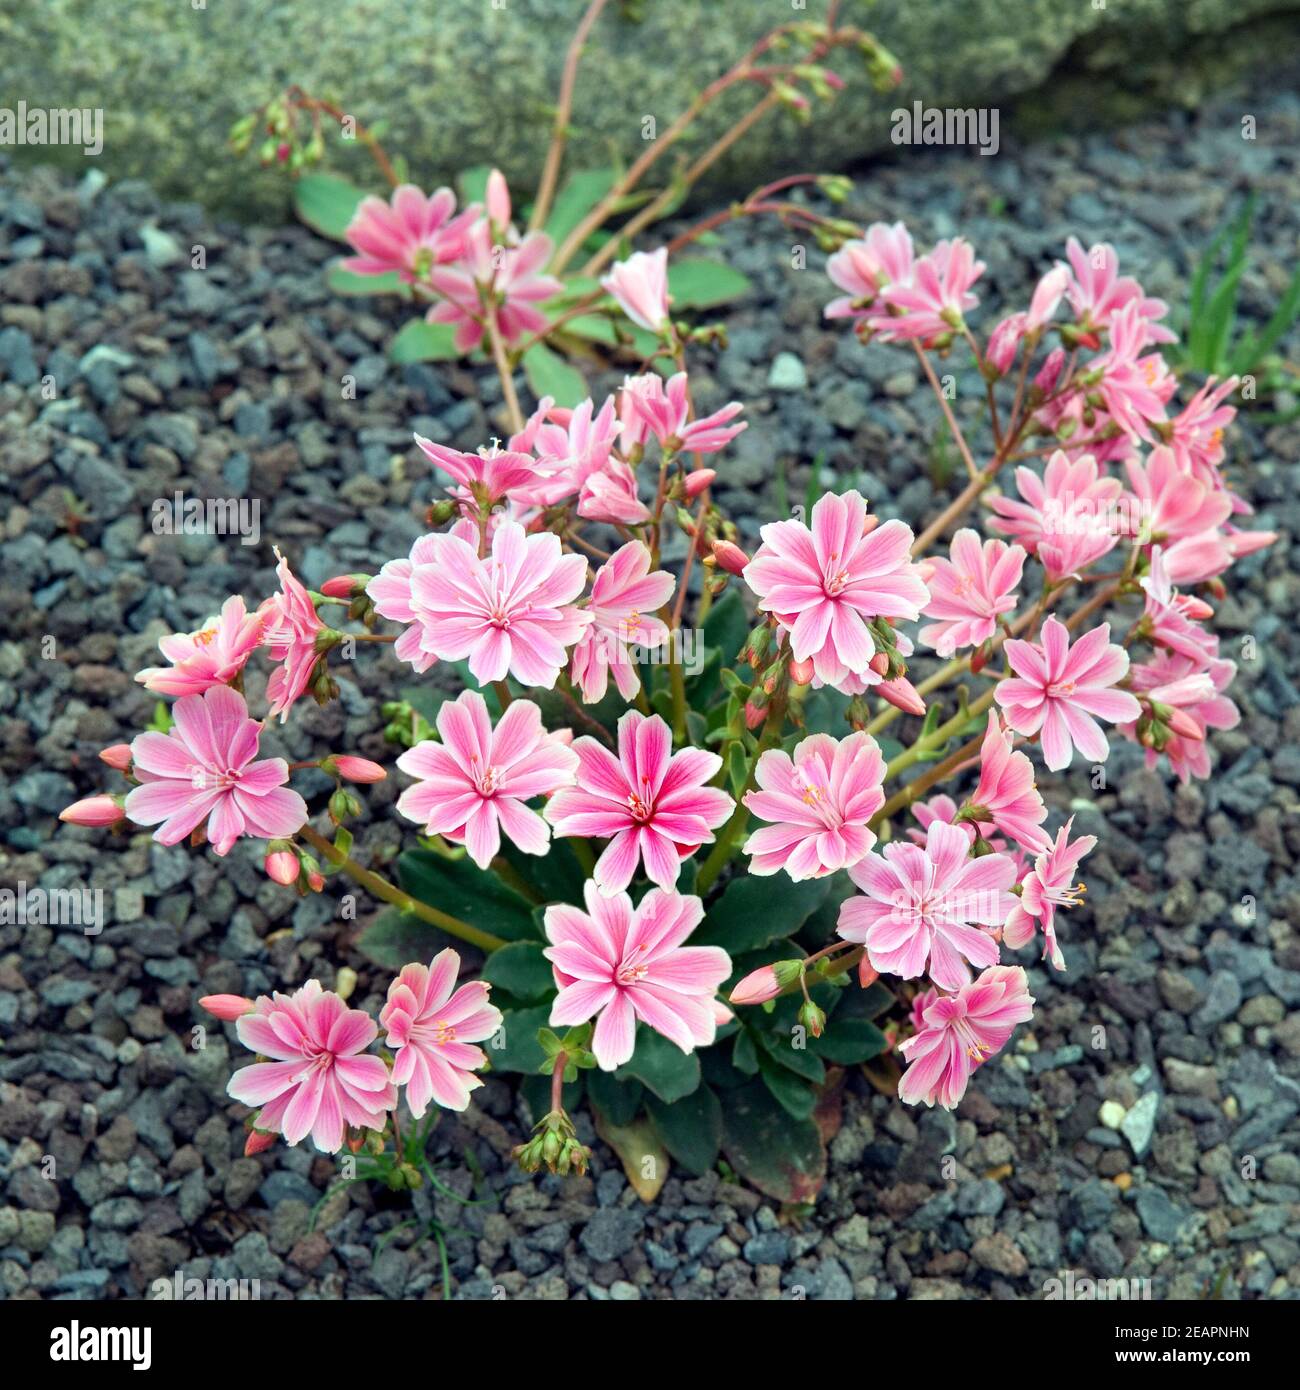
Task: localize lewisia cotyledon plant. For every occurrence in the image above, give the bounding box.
[63,140,1275,1198]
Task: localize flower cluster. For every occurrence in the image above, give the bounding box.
[60,192,1274,1176]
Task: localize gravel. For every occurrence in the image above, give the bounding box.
[2,84,1300,1301]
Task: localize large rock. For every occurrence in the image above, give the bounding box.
[2,0,1298,221]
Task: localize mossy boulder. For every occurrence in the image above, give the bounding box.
[2,0,1297,220]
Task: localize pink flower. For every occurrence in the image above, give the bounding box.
[1125,649,1239,783]
[514,396,622,506]
[227,981,395,1153]
[342,184,474,283]
[996,616,1141,771]
[897,965,1035,1109]
[873,237,985,343]
[135,596,265,697]
[968,711,1051,853]
[919,529,1025,657]
[366,533,443,674]
[621,372,746,455]
[1122,445,1232,543]
[1169,375,1237,486]
[544,710,733,896]
[397,521,591,688]
[59,795,125,827]
[262,550,324,722]
[380,949,503,1115]
[1089,302,1171,441]
[577,457,651,525]
[744,490,929,688]
[124,685,307,855]
[989,451,1122,581]
[428,222,562,352]
[396,690,578,868]
[1003,818,1096,970]
[414,436,538,505]
[543,884,731,1070]
[1062,237,1174,343]
[837,820,1019,992]
[602,247,671,333]
[330,756,387,783]
[824,221,914,320]
[1138,548,1217,663]
[742,731,886,879]
[569,541,675,704]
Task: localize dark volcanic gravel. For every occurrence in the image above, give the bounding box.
[2,86,1299,1301]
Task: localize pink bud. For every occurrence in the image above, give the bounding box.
[684,468,716,498]
[858,957,879,989]
[861,513,879,536]
[789,656,815,686]
[264,849,299,885]
[729,965,782,1006]
[1166,709,1205,741]
[1183,595,1215,621]
[743,700,767,730]
[99,744,133,771]
[823,69,846,91]
[486,168,511,228]
[711,540,750,576]
[985,313,1026,376]
[711,1000,735,1027]
[320,575,357,598]
[244,1129,277,1157]
[877,676,926,717]
[1034,346,1066,394]
[307,871,326,892]
[200,994,256,1021]
[868,651,890,676]
[276,142,291,163]
[59,795,125,827]
[331,755,387,783]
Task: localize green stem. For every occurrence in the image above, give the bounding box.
[298,824,506,953]
[491,855,544,905]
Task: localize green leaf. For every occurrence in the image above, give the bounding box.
[353,907,443,972]
[811,1018,888,1065]
[485,1005,550,1073]
[757,1050,817,1119]
[480,941,553,1003]
[500,836,586,907]
[398,849,539,941]
[756,1029,826,1084]
[593,1111,669,1201]
[325,262,410,298]
[389,320,461,364]
[646,1086,722,1176]
[587,1069,644,1128]
[721,1080,826,1203]
[702,587,748,662]
[543,168,618,250]
[694,876,831,954]
[522,342,588,408]
[561,314,619,345]
[616,1026,701,1103]
[294,173,366,241]
[668,258,753,310]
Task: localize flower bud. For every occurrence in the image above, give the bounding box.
[329,755,387,783]
[244,1128,277,1157]
[99,744,133,771]
[684,468,716,499]
[59,795,125,827]
[743,699,767,730]
[868,650,890,676]
[264,847,299,885]
[307,871,326,892]
[200,994,256,1021]
[788,656,815,686]
[486,168,511,229]
[1166,708,1205,741]
[730,959,803,1005]
[876,676,926,717]
[858,957,879,989]
[711,539,750,576]
[797,998,826,1039]
[1034,347,1066,395]
[321,574,365,598]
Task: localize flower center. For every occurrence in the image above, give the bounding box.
[1046,680,1076,699]
[469,757,503,797]
[192,626,218,648]
[825,564,851,597]
[626,776,654,822]
[430,1020,457,1045]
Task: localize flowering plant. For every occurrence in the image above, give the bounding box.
[62,7,1276,1207]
